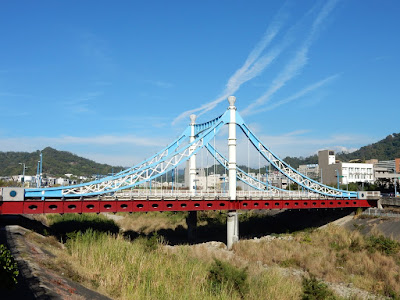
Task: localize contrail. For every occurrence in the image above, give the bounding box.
[241,0,339,116]
[255,73,339,113]
[172,4,290,125]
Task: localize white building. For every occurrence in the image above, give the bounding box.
[318,150,374,185]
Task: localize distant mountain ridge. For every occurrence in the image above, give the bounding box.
[1,133,399,177]
[0,147,123,177]
[283,133,400,169]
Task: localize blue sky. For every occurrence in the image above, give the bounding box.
[1,0,399,167]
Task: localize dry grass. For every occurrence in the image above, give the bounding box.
[50,230,304,300]
[115,211,188,234]
[177,243,303,300]
[233,225,400,297]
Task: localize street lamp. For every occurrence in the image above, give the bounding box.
[194,179,199,195]
[220,174,226,194]
[335,169,340,189]
[19,162,28,184]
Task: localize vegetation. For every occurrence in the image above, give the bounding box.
[0,244,19,289]
[30,213,303,299]
[0,147,122,177]
[21,212,400,299]
[208,258,249,298]
[233,225,400,298]
[47,213,120,241]
[301,275,336,300]
[283,132,400,168]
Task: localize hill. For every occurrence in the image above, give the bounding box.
[0,147,123,177]
[283,132,400,168]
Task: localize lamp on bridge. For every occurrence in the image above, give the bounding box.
[220,174,226,194]
[193,179,199,195]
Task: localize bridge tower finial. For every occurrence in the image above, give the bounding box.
[228,95,236,107]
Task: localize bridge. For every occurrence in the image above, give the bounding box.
[0,96,380,249]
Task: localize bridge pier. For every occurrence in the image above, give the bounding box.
[187,211,197,241]
[227,96,238,250]
[227,211,239,249]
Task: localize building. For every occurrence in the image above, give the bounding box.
[298,164,320,181]
[318,150,374,186]
[372,159,400,187]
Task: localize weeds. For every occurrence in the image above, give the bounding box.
[233,225,400,296]
[208,258,249,298]
[301,274,336,300]
[0,244,19,289]
[366,234,400,255]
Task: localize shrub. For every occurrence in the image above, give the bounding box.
[367,235,400,255]
[0,244,19,289]
[301,275,336,300]
[140,232,164,251]
[208,258,249,298]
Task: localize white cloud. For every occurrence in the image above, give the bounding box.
[242,0,339,115]
[254,74,339,114]
[172,5,291,125]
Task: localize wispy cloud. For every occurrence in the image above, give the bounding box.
[80,32,116,72]
[242,0,339,115]
[0,92,32,98]
[64,91,103,113]
[253,73,339,114]
[146,80,173,89]
[172,4,292,125]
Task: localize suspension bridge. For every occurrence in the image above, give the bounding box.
[0,96,380,248]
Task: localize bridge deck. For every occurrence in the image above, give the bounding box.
[0,197,378,215]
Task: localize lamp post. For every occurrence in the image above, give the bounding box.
[194,179,199,195]
[335,169,340,189]
[19,162,28,185]
[220,174,226,194]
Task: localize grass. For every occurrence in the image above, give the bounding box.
[34,213,304,299]
[31,212,400,299]
[233,224,400,298]
[115,211,188,234]
[46,213,120,241]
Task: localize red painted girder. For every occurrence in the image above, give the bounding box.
[0,198,377,215]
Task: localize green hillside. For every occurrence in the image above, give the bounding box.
[283,133,400,168]
[337,133,400,162]
[0,147,123,177]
